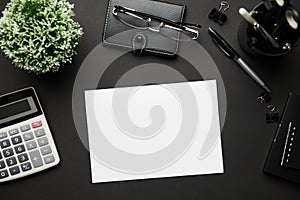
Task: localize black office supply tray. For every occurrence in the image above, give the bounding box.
[103,0,185,56]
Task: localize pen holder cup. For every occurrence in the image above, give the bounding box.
[238,2,300,56]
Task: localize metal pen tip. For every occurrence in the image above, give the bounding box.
[264,85,272,94]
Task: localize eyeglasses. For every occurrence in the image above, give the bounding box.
[112,6,201,41]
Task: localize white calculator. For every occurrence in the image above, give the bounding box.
[0,87,60,182]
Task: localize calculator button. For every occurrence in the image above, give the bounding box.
[0,169,9,179]
[29,150,43,168]
[8,128,19,136]
[44,155,55,164]
[6,157,17,167]
[0,132,8,139]
[0,139,11,149]
[15,144,26,154]
[11,135,22,145]
[41,146,52,156]
[9,166,20,175]
[26,141,37,150]
[32,121,42,129]
[20,124,31,132]
[34,128,46,138]
[21,162,32,172]
[3,148,14,158]
[17,153,29,163]
[0,161,5,169]
[37,137,49,147]
[22,132,34,141]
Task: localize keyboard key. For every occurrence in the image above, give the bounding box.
[20,124,31,132]
[20,162,32,172]
[34,128,46,138]
[15,144,25,154]
[11,135,22,145]
[32,121,42,129]
[0,161,5,169]
[44,155,55,164]
[6,157,17,166]
[3,148,14,158]
[26,141,37,150]
[8,128,19,136]
[9,166,20,175]
[22,132,34,141]
[0,132,7,139]
[0,169,9,179]
[0,139,11,149]
[0,152,2,159]
[37,137,49,147]
[29,150,43,168]
[17,153,29,163]
[41,146,52,156]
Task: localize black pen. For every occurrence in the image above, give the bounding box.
[208,27,272,93]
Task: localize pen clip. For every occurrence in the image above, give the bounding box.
[212,38,232,58]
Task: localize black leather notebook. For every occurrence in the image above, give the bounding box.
[103,0,185,56]
[264,93,300,183]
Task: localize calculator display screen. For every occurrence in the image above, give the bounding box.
[0,100,31,120]
[0,97,38,125]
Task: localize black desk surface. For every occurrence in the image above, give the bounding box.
[1,0,300,199]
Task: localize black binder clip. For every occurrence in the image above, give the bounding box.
[258,91,272,104]
[132,33,147,55]
[257,92,280,124]
[208,1,230,25]
[266,105,280,124]
[266,113,280,124]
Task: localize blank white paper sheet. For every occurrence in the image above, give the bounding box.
[85,80,223,183]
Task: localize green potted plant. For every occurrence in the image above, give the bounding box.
[0,0,83,74]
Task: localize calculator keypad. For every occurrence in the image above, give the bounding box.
[32,121,42,129]
[41,146,52,156]
[15,145,26,154]
[0,119,58,181]
[9,166,20,175]
[20,125,30,132]
[20,162,32,172]
[8,129,19,136]
[17,153,29,163]
[3,148,14,158]
[0,169,9,179]
[12,136,22,145]
[44,155,55,164]
[0,139,11,149]
[6,157,17,167]
[34,129,46,138]
[0,160,5,169]
[37,137,49,147]
[23,132,34,141]
[26,141,37,150]
[0,132,7,140]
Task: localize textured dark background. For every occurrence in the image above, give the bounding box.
[1,0,300,199]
